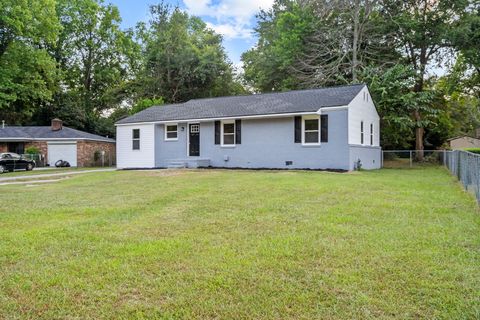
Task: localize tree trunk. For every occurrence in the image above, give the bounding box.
[352,0,360,82]
[413,110,424,161]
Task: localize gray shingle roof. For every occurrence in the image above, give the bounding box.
[0,126,115,142]
[117,84,365,124]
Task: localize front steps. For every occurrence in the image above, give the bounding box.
[166,159,210,169]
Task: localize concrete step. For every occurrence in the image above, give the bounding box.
[167,161,187,169]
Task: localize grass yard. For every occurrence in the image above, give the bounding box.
[0,168,479,319]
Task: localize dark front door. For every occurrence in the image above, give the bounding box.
[189,123,200,157]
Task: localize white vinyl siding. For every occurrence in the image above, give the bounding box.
[117,124,155,168]
[348,87,380,146]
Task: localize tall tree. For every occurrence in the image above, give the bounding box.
[360,65,436,149]
[382,0,471,157]
[293,0,397,86]
[135,3,245,104]
[35,0,140,136]
[0,0,59,124]
[242,1,316,91]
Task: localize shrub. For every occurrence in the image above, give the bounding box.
[25,146,40,154]
[94,150,103,162]
[464,148,480,154]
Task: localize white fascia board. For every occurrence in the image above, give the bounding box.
[1,138,114,142]
[115,109,351,126]
[316,105,349,113]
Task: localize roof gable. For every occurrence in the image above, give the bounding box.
[117,84,365,124]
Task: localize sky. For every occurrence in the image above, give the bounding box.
[108,0,275,68]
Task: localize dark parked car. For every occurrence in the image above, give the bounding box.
[0,153,36,173]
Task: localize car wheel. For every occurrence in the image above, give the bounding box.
[0,165,5,174]
[26,163,34,171]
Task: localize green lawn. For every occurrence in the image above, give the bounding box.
[0,168,479,319]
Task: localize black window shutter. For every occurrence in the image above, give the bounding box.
[321,115,328,142]
[235,119,241,144]
[214,121,220,144]
[294,116,301,143]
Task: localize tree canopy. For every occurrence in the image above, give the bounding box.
[242,0,480,150]
[0,0,244,137]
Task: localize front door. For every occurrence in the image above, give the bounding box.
[189,123,200,157]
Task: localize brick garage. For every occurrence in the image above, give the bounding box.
[25,140,115,167]
[0,119,116,167]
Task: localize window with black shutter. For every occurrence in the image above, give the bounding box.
[294,116,301,143]
[235,119,241,144]
[360,121,364,144]
[214,121,220,144]
[321,115,328,143]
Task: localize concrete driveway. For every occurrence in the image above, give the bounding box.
[0,168,116,183]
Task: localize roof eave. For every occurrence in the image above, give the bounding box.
[116,106,349,126]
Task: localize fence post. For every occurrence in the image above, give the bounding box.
[409,151,413,168]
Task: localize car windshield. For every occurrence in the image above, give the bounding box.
[0,153,21,160]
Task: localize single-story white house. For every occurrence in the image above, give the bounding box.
[115,84,381,171]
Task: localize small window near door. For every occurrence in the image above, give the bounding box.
[165,124,178,141]
[132,129,140,150]
[222,121,235,146]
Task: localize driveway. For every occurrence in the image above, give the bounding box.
[0,168,116,183]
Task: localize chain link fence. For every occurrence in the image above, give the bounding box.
[90,150,116,167]
[445,150,480,203]
[382,150,480,203]
[21,154,47,167]
[382,150,446,168]
[20,151,115,168]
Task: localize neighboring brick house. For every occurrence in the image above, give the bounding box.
[0,119,115,167]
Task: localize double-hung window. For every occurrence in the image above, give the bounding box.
[165,124,178,141]
[222,120,235,146]
[132,129,140,150]
[370,123,374,145]
[303,116,320,145]
[360,121,364,145]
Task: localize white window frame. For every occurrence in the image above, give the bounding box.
[221,120,236,147]
[164,123,178,141]
[132,129,140,150]
[302,115,321,146]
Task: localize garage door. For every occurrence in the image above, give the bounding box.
[48,142,77,167]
